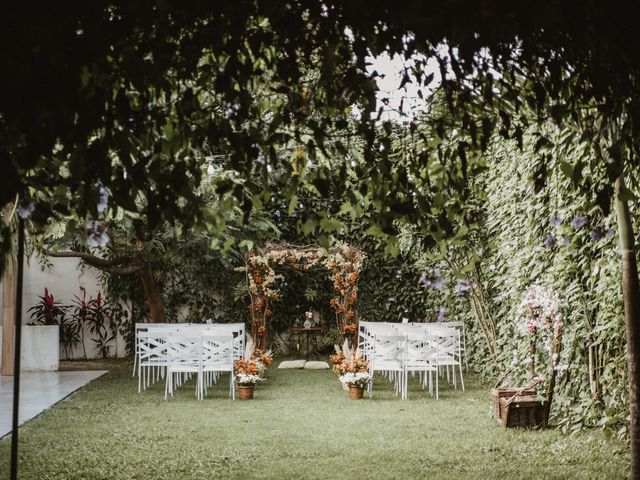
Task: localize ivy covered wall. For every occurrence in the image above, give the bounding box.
[456,129,630,436]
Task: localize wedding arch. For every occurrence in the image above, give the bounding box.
[236,242,365,349]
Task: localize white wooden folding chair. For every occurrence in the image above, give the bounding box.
[405,333,439,399]
[368,334,407,400]
[423,325,465,391]
[437,320,468,369]
[137,330,170,393]
[164,333,202,400]
[201,334,236,400]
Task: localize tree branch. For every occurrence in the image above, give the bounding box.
[42,248,139,273]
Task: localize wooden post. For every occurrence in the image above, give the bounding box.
[615,174,640,480]
[1,247,16,376]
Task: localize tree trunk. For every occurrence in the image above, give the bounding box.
[615,174,640,480]
[139,264,165,323]
[1,257,16,376]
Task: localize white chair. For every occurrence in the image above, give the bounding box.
[137,330,170,393]
[436,320,467,369]
[424,325,465,391]
[368,334,407,400]
[164,333,202,400]
[201,334,236,400]
[360,323,398,360]
[404,334,439,399]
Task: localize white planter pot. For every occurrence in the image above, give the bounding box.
[20,325,60,371]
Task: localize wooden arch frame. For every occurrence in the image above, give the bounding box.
[238,242,365,350]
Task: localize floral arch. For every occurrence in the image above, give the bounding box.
[237,242,365,349]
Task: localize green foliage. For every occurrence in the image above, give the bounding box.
[458,127,629,437]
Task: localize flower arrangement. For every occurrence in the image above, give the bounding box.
[253,348,273,377]
[514,284,564,398]
[237,242,364,348]
[516,284,563,340]
[234,358,263,386]
[304,310,314,327]
[331,340,369,381]
[339,372,371,388]
[329,350,346,373]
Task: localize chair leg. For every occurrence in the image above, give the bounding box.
[459,363,465,391]
[132,352,137,377]
[453,365,457,389]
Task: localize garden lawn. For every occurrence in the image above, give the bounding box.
[0,359,630,480]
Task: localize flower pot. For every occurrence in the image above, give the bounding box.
[348,384,364,400]
[341,381,349,391]
[238,384,255,400]
[5,325,60,371]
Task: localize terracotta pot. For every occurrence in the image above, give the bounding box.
[238,384,255,400]
[348,384,364,400]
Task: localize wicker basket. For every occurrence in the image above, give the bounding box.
[348,384,364,400]
[238,385,255,400]
[490,388,536,422]
[499,395,549,429]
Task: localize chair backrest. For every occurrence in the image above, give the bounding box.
[437,320,464,328]
[201,324,245,359]
[166,333,202,368]
[423,326,461,356]
[394,324,424,335]
[420,324,458,336]
[370,334,406,368]
[137,330,172,364]
[405,334,439,364]
[201,334,234,366]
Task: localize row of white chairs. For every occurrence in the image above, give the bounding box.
[133,323,245,399]
[359,321,466,400]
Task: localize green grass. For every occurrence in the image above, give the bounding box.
[0,359,630,479]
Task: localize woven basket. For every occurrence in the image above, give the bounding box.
[348,384,364,400]
[490,388,536,422]
[238,385,255,400]
[499,395,549,429]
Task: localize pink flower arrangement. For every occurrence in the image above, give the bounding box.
[516,284,563,339]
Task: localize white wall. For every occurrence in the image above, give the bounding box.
[0,256,128,359]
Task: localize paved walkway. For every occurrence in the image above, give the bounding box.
[0,370,107,438]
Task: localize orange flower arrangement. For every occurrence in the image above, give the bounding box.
[240,243,364,349]
[234,358,259,376]
[343,323,357,335]
[331,345,369,375]
[253,349,273,368]
[330,352,345,374]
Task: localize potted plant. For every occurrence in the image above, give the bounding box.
[25,287,65,370]
[339,371,372,399]
[332,340,370,397]
[234,358,263,400]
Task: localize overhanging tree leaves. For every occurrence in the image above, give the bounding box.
[4,2,640,476]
